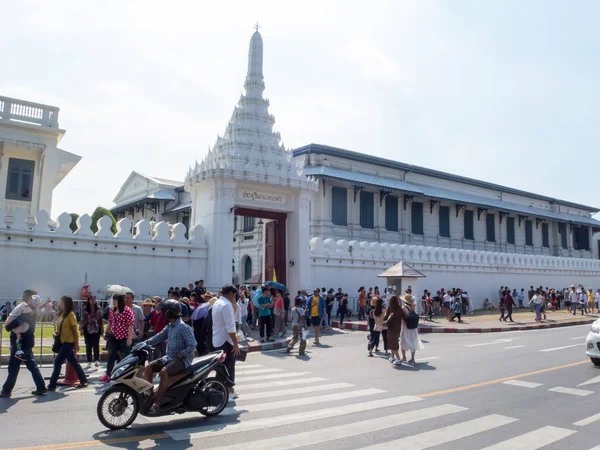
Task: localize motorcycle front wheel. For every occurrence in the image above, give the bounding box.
[97,385,139,430]
[199,377,229,417]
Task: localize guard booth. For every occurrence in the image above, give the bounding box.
[377,262,426,312]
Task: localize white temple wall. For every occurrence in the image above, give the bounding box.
[0,209,207,300]
[309,237,600,309]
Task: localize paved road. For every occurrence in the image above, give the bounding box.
[1,324,599,449]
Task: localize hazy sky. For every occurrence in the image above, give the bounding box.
[3,1,599,216]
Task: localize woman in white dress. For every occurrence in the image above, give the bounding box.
[400,295,424,365]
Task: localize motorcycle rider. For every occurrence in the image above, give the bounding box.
[143,299,197,414]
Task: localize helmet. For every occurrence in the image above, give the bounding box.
[161,299,182,320]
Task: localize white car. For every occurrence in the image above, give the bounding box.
[586,318,600,366]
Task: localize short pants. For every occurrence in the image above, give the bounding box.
[311,316,320,327]
[147,357,185,376]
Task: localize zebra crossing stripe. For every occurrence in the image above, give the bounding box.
[232,363,264,369]
[502,380,542,388]
[548,386,593,397]
[235,376,327,391]
[234,388,385,413]
[481,425,576,449]
[235,368,283,376]
[361,414,517,449]
[574,412,600,427]
[240,382,354,401]
[167,395,423,441]
[234,372,310,383]
[208,404,467,450]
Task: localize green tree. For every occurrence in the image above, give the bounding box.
[90,207,117,234]
[69,213,79,233]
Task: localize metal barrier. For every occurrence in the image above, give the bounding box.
[0,321,57,368]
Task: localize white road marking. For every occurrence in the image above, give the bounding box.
[502,380,542,389]
[234,388,385,412]
[209,404,467,450]
[235,376,327,391]
[574,412,600,427]
[167,395,423,441]
[539,343,583,352]
[234,368,283,376]
[362,414,517,449]
[239,382,354,401]
[481,425,576,449]
[505,345,525,349]
[548,386,594,397]
[466,339,514,348]
[234,372,310,383]
[232,364,264,369]
[416,356,438,361]
[570,336,586,340]
[577,374,600,387]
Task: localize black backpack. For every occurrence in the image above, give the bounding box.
[406,309,420,329]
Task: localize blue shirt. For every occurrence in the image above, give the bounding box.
[147,318,197,367]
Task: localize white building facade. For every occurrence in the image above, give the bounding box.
[106,28,600,305]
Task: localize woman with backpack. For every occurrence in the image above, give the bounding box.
[80,295,103,367]
[400,295,424,365]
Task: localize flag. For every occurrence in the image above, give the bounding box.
[272,269,278,282]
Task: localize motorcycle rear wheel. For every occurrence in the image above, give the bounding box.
[199,377,229,417]
[97,385,139,430]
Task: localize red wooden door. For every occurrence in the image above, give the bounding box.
[264,221,276,281]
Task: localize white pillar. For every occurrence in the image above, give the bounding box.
[287,192,313,295]
[189,179,236,290]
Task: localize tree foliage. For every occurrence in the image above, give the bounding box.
[90,207,117,234]
[69,213,79,233]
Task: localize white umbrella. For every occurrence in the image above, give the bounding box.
[97,284,134,297]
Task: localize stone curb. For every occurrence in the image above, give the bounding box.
[332,318,596,334]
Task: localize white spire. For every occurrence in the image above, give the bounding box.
[245,23,264,94]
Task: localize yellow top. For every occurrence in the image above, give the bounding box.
[58,312,78,344]
[311,296,319,317]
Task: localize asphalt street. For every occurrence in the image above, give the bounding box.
[1,323,599,449]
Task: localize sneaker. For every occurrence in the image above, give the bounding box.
[75,382,89,389]
[393,359,402,366]
[389,357,395,363]
[267,338,275,343]
[31,389,48,396]
[94,361,100,367]
[47,386,56,392]
[261,339,266,343]
[313,340,320,345]
[0,391,10,398]
[99,375,110,383]
[231,391,239,399]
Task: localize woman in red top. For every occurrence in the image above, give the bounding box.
[149,298,167,359]
[272,290,286,337]
[99,294,134,383]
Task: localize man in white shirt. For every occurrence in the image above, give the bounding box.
[212,284,241,397]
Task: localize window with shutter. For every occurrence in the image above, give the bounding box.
[243,216,255,232]
[525,220,533,246]
[506,217,515,244]
[331,187,348,226]
[464,210,474,240]
[486,214,496,242]
[542,223,549,248]
[360,191,374,229]
[559,223,568,249]
[439,206,450,237]
[385,196,398,232]
[411,201,424,235]
[5,158,34,201]
[574,226,590,250]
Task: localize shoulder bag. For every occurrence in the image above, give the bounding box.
[52,318,64,354]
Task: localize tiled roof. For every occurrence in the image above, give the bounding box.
[378,262,426,278]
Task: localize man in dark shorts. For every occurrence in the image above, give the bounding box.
[143,299,197,414]
[308,288,325,345]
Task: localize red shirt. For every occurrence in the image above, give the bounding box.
[108,307,135,340]
[150,309,167,334]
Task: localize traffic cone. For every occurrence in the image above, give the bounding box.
[57,360,80,386]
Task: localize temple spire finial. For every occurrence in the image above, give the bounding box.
[254,22,260,32]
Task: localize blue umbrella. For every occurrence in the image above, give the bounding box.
[265,281,288,292]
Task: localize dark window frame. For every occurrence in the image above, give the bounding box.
[5,158,34,201]
[384,195,399,232]
[331,186,348,226]
[464,210,474,240]
[506,216,515,244]
[525,220,533,246]
[243,216,255,232]
[486,213,496,242]
[439,205,450,238]
[559,223,568,249]
[541,222,549,248]
[411,201,424,236]
[359,191,375,229]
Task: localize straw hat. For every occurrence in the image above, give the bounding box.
[202,291,214,300]
[141,298,154,307]
[403,294,415,306]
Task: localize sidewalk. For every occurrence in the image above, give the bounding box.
[332,309,599,333]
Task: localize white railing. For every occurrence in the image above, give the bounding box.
[0,95,59,128]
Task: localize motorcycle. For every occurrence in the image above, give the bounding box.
[97,342,232,430]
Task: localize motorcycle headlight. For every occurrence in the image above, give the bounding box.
[591,322,600,334]
[111,366,127,380]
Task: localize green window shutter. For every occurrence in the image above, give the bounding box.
[385,196,398,232]
[525,220,533,246]
[542,223,549,248]
[5,158,34,201]
[486,214,496,242]
[331,187,348,226]
[506,217,515,244]
[359,191,374,229]
[559,223,568,249]
[464,210,474,240]
[411,201,424,235]
[439,206,450,237]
